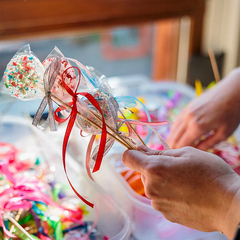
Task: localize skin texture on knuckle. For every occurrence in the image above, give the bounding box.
[176,146,195,158]
[151,201,180,224]
[145,185,158,199]
[143,157,170,178]
[143,162,159,176]
[143,175,166,199]
[182,146,194,152]
[190,116,208,133]
[151,200,166,213]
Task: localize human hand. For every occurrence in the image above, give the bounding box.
[122,145,240,239]
[167,68,240,150]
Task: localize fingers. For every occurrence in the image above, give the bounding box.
[137,144,163,155]
[169,111,186,133]
[173,125,203,149]
[122,145,187,174]
[122,148,172,173]
[196,129,226,151]
[167,117,188,149]
[137,144,186,157]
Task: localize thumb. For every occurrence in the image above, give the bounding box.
[122,149,149,173]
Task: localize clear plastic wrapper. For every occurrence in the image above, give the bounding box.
[42,47,77,102]
[85,66,113,96]
[76,89,118,135]
[1,44,169,209]
[1,44,119,136]
[1,44,45,100]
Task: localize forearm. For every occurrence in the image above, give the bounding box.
[220,68,240,105]
[221,181,240,239]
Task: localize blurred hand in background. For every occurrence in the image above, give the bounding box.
[167,68,240,150]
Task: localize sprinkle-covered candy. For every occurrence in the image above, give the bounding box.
[3,54,45,100]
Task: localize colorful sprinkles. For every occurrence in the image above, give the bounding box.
[3,54,44,100]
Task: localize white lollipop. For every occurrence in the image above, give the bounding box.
[3,54,45,100]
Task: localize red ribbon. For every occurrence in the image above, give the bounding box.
[54,67,107,208]
[86,135,96,181]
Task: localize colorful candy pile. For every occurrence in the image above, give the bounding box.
[212,140,240,174]
[0,141,103,240]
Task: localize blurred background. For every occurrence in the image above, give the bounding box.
[1,0,239,88]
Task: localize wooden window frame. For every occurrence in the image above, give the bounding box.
[0,0,205,81]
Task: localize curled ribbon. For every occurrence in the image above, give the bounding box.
[54,66,108,208]
[0,162,84,238]
[86,119,169,181]
[118,119,170,150]
[51,62,169,208]
[0,160,16,185]
[32,57,61,131]
[0,141,88,240]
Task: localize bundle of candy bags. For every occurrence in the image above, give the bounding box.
[1,44,169,208]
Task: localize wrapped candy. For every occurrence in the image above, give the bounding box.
[42,47,77,102]
[76,89,118,135]
[2,45,45,100]
[0,142,97,240]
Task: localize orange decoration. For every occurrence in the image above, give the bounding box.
[121,170,146,196]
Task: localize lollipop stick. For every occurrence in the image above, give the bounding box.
[51,94,134,149]
[7,214,34,240]
[9,209,23,234]
[51,83,136,149]
[79,106,136,149]
[118,109,146,146]
[84,106,137,149]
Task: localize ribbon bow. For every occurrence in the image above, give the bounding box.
[55,66,107,208]
[33,57,61,131]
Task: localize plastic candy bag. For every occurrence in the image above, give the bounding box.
[2,44,45,100]
[42,47,77,102]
